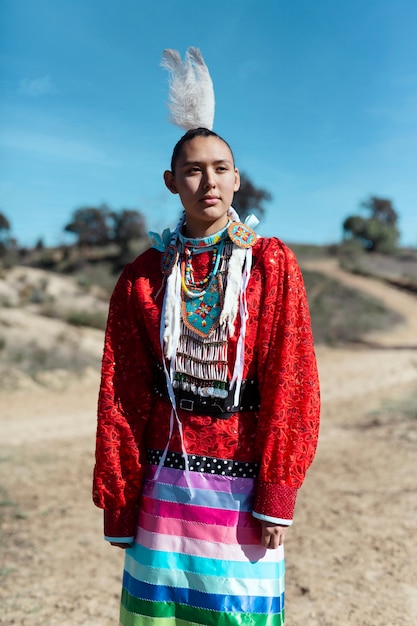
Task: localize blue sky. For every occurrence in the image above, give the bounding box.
[1,0,417,248]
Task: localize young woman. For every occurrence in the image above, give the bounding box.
[93,126,320,625]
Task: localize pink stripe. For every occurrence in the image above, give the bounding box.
[136,526,279,562]
[141,495,255,528]
[145,465,255,494]
[138,510,261,545]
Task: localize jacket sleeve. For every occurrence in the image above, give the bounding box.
[92,263,154,541]
[253,241,320,524]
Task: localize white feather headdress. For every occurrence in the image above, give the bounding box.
[161,47,215,131]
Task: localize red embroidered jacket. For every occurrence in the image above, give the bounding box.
[93,237,320,539]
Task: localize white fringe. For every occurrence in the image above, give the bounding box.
[230,247,252,405]
[220,246,246,335]
[163,261,181,359]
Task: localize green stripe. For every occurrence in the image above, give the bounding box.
[120,604,200,626]
[120,589,284,626]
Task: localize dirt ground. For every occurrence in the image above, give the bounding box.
[1,260,417,625]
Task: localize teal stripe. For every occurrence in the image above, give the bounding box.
[142,481,252,511]
[126,544,285,579]
[124,553,285,597]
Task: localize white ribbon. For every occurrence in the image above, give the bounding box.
[230,247,253,406]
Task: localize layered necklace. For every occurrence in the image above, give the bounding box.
[181,241,223,298]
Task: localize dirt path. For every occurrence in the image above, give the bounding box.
[286,259,417,625]
[1,261,417,625]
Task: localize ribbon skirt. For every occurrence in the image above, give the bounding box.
[120,450,285,626]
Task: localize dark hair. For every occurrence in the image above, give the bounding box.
[170,127,235,173]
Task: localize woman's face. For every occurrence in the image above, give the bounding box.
[164,135,240,237]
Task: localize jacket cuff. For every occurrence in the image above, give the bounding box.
[103,504,138,540]
[104,535,135,544]
[253,480,298,520]
[252,511,293,526]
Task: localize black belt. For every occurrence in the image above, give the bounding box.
[154,369,260,419]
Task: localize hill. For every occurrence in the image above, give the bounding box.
[2,244,416,391]
[0,265,107,391]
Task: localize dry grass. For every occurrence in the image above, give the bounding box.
[303,269,403,345]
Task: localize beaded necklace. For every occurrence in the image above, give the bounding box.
[178,224,229,249]
[178,224,229,300]
[180,240,224,298]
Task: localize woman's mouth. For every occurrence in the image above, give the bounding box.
[201,196,219,206]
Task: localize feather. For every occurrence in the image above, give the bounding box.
[161,47,215,130]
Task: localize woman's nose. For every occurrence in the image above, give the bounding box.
[203,170,215,188]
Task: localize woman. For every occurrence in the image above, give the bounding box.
[94,49,320,625]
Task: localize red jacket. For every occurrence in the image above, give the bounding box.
[93,237,320,539]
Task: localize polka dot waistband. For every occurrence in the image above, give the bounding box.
[146,449,259,478]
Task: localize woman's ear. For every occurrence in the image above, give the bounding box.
[164,170,178,194]
[234,168,241,192]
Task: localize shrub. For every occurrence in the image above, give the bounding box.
[65,310,107,330]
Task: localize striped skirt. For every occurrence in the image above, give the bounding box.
[120,450,285,626]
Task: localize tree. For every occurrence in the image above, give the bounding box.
[233,173,272,222]
[64,204,147,253]
[343,196,400,253]
[0,212,11,257]
[64,204,114,246]
[0,212,10,237]
[361,196,398,225]
[113,209,146,252]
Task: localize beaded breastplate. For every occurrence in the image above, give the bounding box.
[160,221,256,400]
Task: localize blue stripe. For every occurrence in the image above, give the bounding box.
[126,544,284,579]
[122,571,284,614]
[141,480,253,511]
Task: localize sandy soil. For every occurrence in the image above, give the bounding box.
[1,260,417,625]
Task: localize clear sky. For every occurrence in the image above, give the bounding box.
[1,0,417,248]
